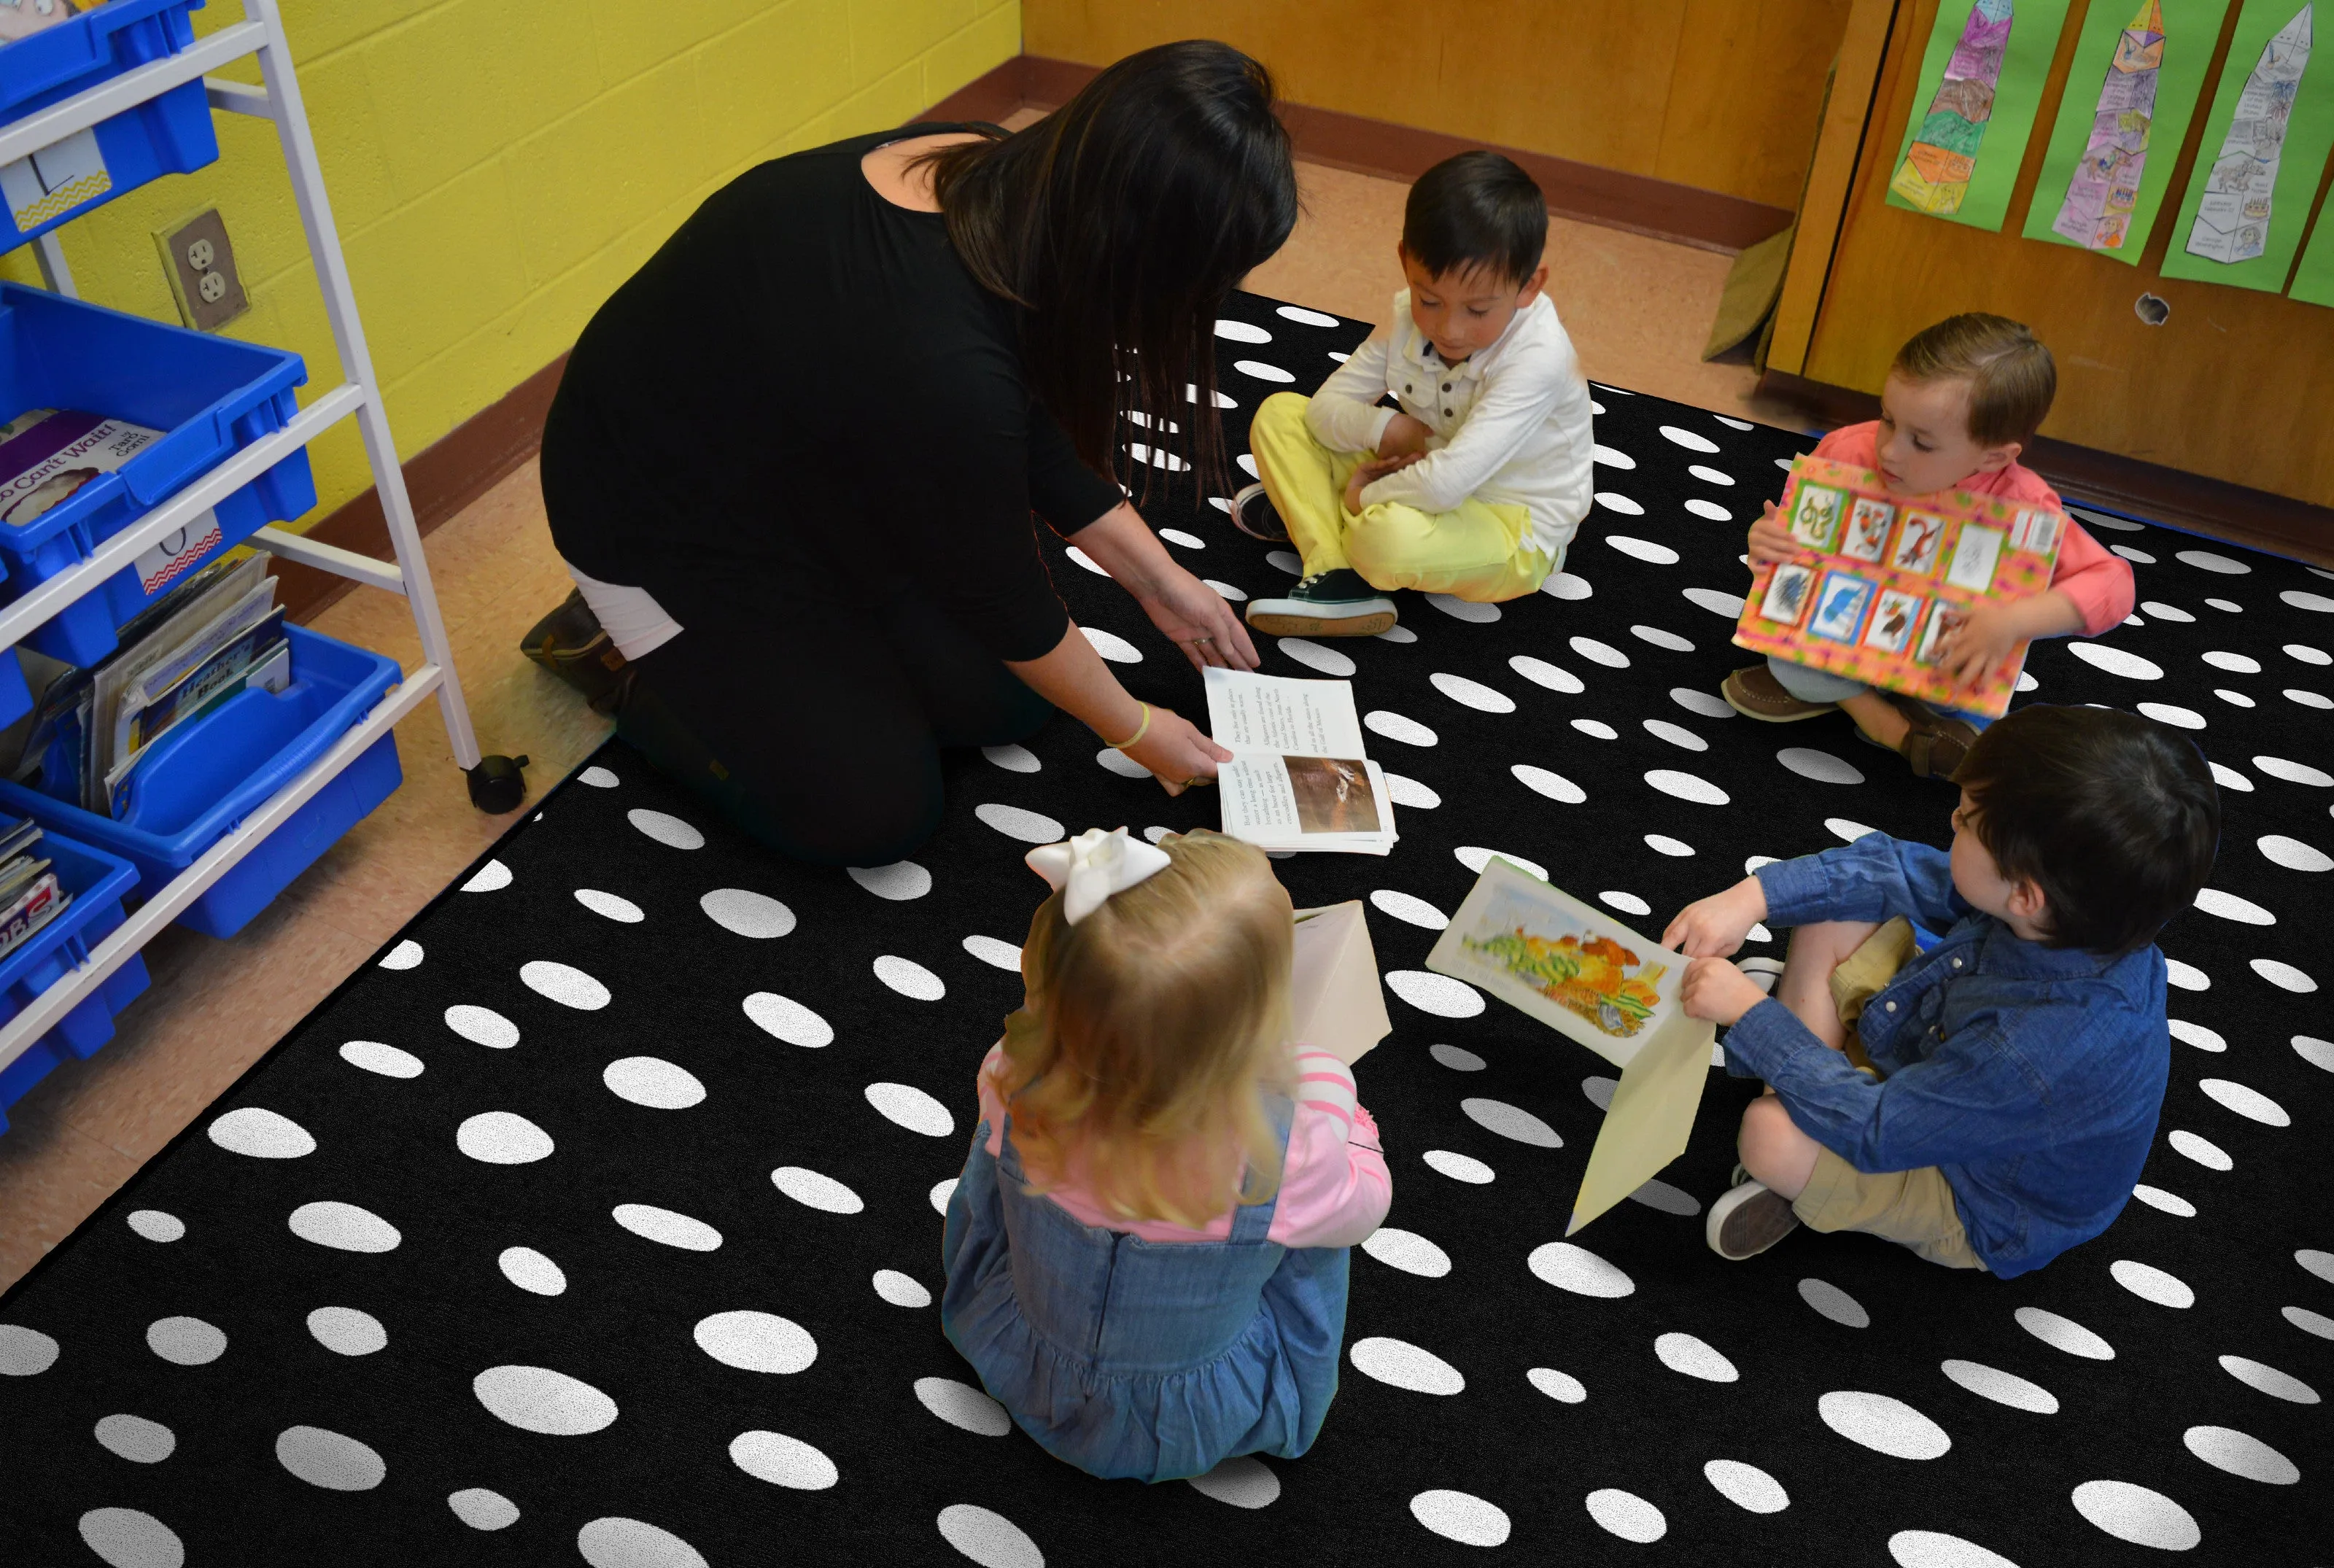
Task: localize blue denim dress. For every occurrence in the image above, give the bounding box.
[940,1106,1351,1483]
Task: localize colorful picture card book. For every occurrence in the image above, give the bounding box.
[1731,456,2066,719]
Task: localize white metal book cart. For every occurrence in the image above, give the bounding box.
[0,0,527,1082]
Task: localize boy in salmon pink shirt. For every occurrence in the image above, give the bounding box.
[1722,314,2134,779]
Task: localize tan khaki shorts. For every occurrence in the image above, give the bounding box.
[1792,916,1986,1271]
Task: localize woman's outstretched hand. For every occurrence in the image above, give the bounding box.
[1136,562,1260,672]
[1123,705,1232,796]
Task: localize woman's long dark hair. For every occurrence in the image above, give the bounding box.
[920,42,1298,497]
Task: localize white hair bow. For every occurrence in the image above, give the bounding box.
[1026,827,1173,925]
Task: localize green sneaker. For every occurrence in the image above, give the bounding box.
[1244,569,1398,638]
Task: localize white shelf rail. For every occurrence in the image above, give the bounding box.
[0,0,497,1078]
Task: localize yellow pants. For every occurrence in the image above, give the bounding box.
[1249,392,1554,600]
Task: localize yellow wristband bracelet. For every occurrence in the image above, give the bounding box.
[1106,702,1152,750]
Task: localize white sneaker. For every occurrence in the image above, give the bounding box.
[1705,1177,1801,1260]
[1244,569,1398,638]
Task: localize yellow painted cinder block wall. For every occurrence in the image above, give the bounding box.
[1,0,1021,527]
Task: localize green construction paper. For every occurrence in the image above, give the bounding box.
[1886,0,2080,230]
[2023,0,2233,263]
[2160,0,2334,292]
[2287,169,2334,299]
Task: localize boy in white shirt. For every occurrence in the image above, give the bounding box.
[1240,152,1595,637]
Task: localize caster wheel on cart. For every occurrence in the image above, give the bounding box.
[466,754,530,813]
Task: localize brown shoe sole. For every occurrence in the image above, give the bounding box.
[1244,610,1398,638]
[1721,675,1837,723]
[1710,1183,1802,1260]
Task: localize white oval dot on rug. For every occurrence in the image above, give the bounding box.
[1642,718,1706,751]
[498,1246,566,1297]
[1798,1277,1869,1327]
[1888,1529,2022,1568]
[1592,443,1637,470]
[2110,1258,2195,1308]
[974,804,1065,844]
[1594,490,1645,515]
[1645,768,1729,805]
[1704,1458,1788,1513]
[93,1413,176,1465]
[1643,833,1694,857]
[1527,1241,1633,1297]
[1265,549,1302,575]
[1462,1097,1559,1146]
[144,1316,225,1366]
[1387,970,1484,1017]
[626,809,704,850]
[1605,535,1680,564]
[576,1517,708,1568]
[573,888,644,924]
[1276,637,1355,676]
[1410,1489,1510,1547]
[276,1425,385,1491]
[125,1210,185,1244]
[289,1201,400,1254]
[602,1055,705,1111]
[1691,460,1739,483]
[444,1004,520,1050]
[1655,1331,1737,1381]
[1430,672,1516,713]
[448,1488,519,1532]
[1818,1391,1950,1459]
[1383,772,1440,808]
[873,1269,932,1308]
[1214,317,1271,342]
[1094,745,1147,779]
[2253,753,2334,785]
[1350,1335,1465,1394]
[2015,1306,2114,1359]
[865,1081,955,1138]
[613,1203,721,1251]
[2297,1036,2334,1073]
[962,934,1021,969]
[457,1111,554,1165]
[206,1106,315,1159]
[1430,1044,1487,1072]
[301,1307,386,1359]
[1370,889,1448,929]
[931,1178,959,1214]
[1659,424,1721,453]
[474,1364,621,1436]
[1941,1359,2058,1414]
[1599,889,1651,916]
[1364,710,1439,746]
[1827,817,1879,842]
[1276,303,1338,326]
[1586,1487,1667,1542]
[1429,597,1500,625]
[519,960,610,1010]
[743,992,834,1047]
[2112,544,2155,563]
[2071,1480,2200,1550]
[699,888,795,938]
[2066,643,2163,680]
[1683,587,1746,620]
[2199,1076,2287,1125]
[1186,1455,1280,1510]
[78,1508,185,1568]
[1508,653,1584,692]
[338,1039,422,1079]
[2286,588,2334,613]
[1424,1149,1495,1184]
[2131,1184,2196,1216]
[694,1311,817,1374]
[937,1503,1045,1568]
[2164,958,2209,991]
[2283,686,2333,708]
[2168,1018,2225,1052]
[1527,1366,1586,1402]
[731,1429,839,1490]
[2182,1424,2298,1484]
[2193,888,2274,925]
[1079,625,1141,662]
[848,860,931,900]
[460,858,511,893]
[873,955,946,1001]
[1233,358,1294,384]
[378,938,423,970]
[2219,1354,2319,1402]
[1541,571,1594,600]
[1626,1179,1700,1215]
[771,1165,863,1214]
[1362,1227,1452,1278]
[1683,497,1732,523]
[1511,764,1586,804]
[982,742,1040,772]
[1632,626,1696,656]
[2285,1303,2334,1337]
[2250,957,2317,992]
[2211,762,2254,793]
[915,1377,1013,1435]
[2168,1128,2232,1170]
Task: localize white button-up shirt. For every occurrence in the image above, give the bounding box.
[1303,290,1595,559]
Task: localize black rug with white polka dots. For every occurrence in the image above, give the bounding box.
[2,293,2329,1568]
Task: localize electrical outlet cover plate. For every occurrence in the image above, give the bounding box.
[157,208,247,331]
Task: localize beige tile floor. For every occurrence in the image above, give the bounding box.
[0,155,1787,1293]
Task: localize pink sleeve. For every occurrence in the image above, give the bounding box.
[2045,521,2135,636]
[1267,1050,1392,1249]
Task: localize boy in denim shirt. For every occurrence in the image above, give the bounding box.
[1662,705,2219,1276]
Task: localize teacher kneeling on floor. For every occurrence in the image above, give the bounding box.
[537,42,1294,865]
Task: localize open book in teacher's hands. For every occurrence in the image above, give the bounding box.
[1202,667,1397,855]
[1427,857,1717,1235]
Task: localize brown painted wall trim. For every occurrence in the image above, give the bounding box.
[1757,369,2334,570]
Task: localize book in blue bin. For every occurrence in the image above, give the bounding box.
[0,813,68,960]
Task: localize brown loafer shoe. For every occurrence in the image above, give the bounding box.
[1721,664,1837,722]
[1894,702,1980,780]
[1706,1179,1802,1260]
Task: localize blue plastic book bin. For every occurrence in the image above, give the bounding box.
[0,830,147,1136]
[0,282,316,664]
[0,626,402,940]
[0,646,28,733]
[0,1,217,254]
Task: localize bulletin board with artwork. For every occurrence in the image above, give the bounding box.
[1729,456,2067,718]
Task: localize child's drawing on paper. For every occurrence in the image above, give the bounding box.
[1843,497,1896,562]
[1891,510,1948,574]
[1916,602,1969,664]
[1759,563,1815,624]
[1945,522,2007,591]
[1891,0,2015,216]
[1788,483,1847,551]
[1864,589,1924,656]
[1808,571,1876,643]
[1458,887,1668,1039]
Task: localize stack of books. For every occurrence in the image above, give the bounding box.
[0,814,66,960]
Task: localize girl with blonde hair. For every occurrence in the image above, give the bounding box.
[941,828,1391,1481]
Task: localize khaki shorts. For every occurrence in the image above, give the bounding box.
[1792,917,1986,1272]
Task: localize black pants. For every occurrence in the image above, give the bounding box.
[614,574,1052,866]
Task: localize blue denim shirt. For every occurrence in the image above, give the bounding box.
[1725,832,2169,1278]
